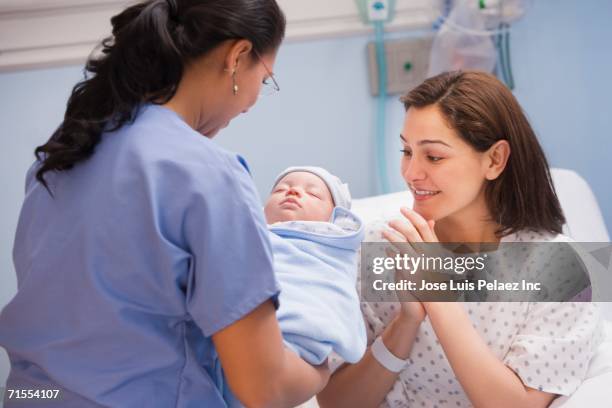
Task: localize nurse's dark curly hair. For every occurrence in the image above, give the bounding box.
[34,0,285,193]
[401,71,566,237]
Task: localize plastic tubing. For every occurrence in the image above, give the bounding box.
[374,21,390,194]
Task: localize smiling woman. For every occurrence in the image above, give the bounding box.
[318,71,603,408]
[399,71,565,239]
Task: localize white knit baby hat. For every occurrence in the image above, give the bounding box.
[272,166,352,209]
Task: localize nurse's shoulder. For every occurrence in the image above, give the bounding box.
[110,103,253,198]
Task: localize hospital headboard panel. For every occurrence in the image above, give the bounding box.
[550,168,610,242]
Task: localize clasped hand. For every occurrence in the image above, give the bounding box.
[382,208,464,321]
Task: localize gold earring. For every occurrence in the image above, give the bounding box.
[231,70,238,95]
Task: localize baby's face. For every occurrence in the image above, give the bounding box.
[264,172,335,224]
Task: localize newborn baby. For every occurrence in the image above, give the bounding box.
[264,166,366,365]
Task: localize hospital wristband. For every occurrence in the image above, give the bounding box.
[371,336,410,373]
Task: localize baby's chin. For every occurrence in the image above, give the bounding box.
[266,208,331,224]
[266,208,301,224]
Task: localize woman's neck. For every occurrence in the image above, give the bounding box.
[163,55,225,136]
[434,207,500,244]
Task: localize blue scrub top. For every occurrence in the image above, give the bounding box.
[0,105,280,407]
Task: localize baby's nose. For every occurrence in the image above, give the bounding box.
[286,188,301,197]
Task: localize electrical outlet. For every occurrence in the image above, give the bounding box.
[367,0,389,21]
[355,0,396,24]
[368,36,433,96]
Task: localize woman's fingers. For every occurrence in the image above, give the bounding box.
[382,229,412,255]
[400,207,437,242]
[381,228,406,243]
[385,207,437,244]
[387,217,423,243]
[383,232,421,261]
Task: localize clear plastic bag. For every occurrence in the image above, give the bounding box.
[427,0,497,77]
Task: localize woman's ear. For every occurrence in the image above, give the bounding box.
[225,39,253,73]
[484,140,511,181]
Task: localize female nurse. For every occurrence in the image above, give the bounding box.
[318,71,603,408]
[0,1,328,407]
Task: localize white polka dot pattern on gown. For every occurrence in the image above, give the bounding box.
[328,221,604,408]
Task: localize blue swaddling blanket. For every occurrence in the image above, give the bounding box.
[269,207,366,365]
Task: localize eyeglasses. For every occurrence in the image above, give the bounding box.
[256,53,280,97]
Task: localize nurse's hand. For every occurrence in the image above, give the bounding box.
[307,356,331,387]
[213,300,330,408]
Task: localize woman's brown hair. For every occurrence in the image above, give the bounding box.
[401,70,565,237]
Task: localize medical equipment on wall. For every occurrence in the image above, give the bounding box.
[430,0,531,89]
[360,1,529,194]
[356,0,397,194]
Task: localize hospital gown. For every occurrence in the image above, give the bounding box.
[330,224,604,408]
